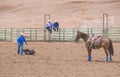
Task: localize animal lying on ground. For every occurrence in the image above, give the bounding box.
[23,49,35,55]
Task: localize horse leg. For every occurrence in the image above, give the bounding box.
[110,56,112,61]
[88,49,92,61]
[104,48,109,62]
[108,49,112,61]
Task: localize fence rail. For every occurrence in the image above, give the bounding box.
[0,27,120,42]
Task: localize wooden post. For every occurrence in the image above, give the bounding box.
[44,14,51,41]
[103,13,109,37]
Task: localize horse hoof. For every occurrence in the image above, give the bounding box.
[106,56,108,62]
[88,60,91,62]
[110,59,112,61]
[87,58,92,61]
[88,56,92,61]
[110,56,112,61]
[105,61,108,63]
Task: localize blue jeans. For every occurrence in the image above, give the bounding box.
[46,27,52,33]
[18,44,24,54]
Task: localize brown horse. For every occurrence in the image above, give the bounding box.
[75,31,114,62]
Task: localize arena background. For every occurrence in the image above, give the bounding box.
[0,0,120,77]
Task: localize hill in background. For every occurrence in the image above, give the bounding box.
[0,0,120,28]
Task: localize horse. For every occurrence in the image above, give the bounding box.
[75,31,114,62]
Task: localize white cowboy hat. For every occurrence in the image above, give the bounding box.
[20,33,25,36]
[55,20,57,22]
[48,20,51,22]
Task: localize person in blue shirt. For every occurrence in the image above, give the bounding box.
[46,20,53,33]
[17,33,27,55]
[53,20,59,31]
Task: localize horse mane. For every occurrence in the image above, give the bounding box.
[79,31,89,41]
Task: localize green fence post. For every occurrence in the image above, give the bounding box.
[44,29,46,41]
[36,28,37,41]
[4,28,6,41]
[87,28,89,34]
[73,28,75,42]
[107,28,108,38]
[102,28,104,36]
[30,28,32,40]
[63,29,65,41]
[23,28,24,33]
[10,28,12,41]
[104,28,107,37]
[59,28,61,41]
[90,28,92,34]
[16,29,18,39]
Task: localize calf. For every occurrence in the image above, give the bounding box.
[23,49,35,55]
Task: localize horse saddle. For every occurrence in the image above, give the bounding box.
[23,49,35,55]
[89,36,102,49]
[93,36,102,45]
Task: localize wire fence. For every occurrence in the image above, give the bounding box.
[0,27,120,42]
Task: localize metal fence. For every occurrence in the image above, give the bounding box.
[0,27,120,42]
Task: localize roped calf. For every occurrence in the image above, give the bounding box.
[23,49,35,55]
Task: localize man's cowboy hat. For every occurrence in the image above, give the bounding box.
[20,33,25,36]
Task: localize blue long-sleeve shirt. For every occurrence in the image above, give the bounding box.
[17,36,26,45]
[46,22,53,29]
[53,22,59,28]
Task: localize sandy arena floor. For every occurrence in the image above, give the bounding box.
[0,42,120,77]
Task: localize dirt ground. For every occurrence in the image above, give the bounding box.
[0,0,120,77]
[0,0,120,28]
[0,42,120,77]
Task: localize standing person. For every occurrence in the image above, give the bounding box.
[17,33,27,55]
[53,20,59,31]
[46,20,53,33]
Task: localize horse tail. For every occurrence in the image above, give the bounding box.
[108,39,114,55]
